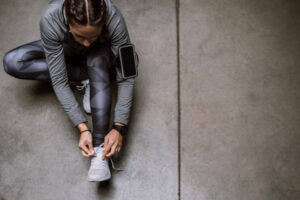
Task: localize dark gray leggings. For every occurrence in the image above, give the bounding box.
[3,39,115,147]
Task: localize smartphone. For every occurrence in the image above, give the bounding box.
[118,44,138,79]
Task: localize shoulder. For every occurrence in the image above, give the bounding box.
[40,0,66,42]
[40,0,63,22]
[104,0,124,25]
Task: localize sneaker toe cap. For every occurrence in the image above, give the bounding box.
[88,169,111,181]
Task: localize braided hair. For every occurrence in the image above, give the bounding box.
[63,0,107,26]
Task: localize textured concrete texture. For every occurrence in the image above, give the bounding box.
[0,0,300,200]
[180,0,300,199]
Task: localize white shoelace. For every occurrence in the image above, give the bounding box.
[75,79,89,91]
[109,157,123,172]
[93,143,123,172]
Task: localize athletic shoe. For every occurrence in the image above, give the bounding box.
[75,79,91,114]
[87,143,123,182]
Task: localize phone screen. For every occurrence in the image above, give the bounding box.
[120,45,137,78]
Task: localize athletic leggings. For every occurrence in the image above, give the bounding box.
[3,38,115,147]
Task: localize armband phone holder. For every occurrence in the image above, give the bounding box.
[118,44,139,79]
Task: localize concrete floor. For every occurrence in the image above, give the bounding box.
[0,0,299,199]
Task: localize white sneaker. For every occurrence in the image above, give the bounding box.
[87,143,111,182]
[75,79,91,114]
[87,143,124,182]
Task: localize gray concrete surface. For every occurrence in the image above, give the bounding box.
[0,0,299,200]
[180,0,300,199]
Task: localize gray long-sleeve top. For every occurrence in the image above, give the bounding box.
[39,0,135,127]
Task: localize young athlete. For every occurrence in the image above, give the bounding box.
[3,0,137,182]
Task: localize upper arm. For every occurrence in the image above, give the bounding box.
[39,15,69,89]
[108,5,132,58]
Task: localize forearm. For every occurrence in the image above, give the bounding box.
[113,76,135,126]
[77,122,89,132]
[53,85,87,127]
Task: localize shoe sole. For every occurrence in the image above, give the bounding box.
[83,104,91,114]
[87,175,111,182]
[83,91,91,114]
[84,110,92,115]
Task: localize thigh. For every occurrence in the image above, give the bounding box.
[86,41,114,81]
[6,40,45,62]
[3,40,50,80]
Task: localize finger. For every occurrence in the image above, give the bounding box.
[115,142,122,153]
[102,137,109,159]
[102,141,113,160]
[102,142,113,159]
[103,137,109,156]
[106,143,118,157]
[87,142,96,156]
[104,136,109,150]
[80,144,90,156]
[81,149,89,157]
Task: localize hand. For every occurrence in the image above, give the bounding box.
[102,129,123,159]
[78,131,96,157]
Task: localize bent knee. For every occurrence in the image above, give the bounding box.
[87,53,110,69]
[3,50,18,76]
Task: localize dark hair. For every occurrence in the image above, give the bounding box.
[63,0,106,26]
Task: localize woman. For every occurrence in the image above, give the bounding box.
[2,0,136,182]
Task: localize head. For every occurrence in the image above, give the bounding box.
[63,0,107,47]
